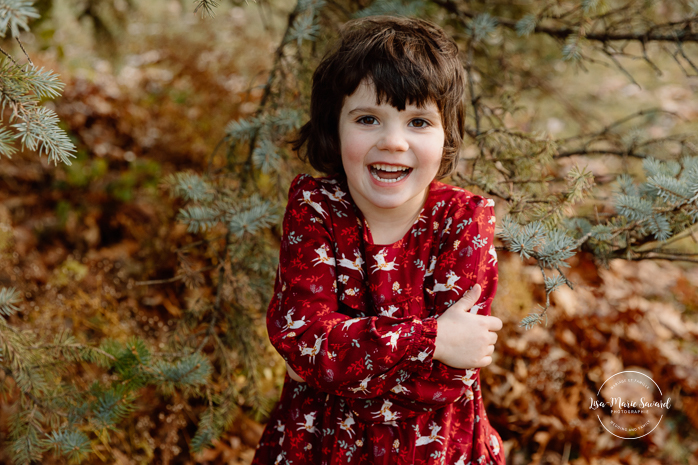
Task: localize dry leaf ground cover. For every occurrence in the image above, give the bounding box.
[1,4,698,464]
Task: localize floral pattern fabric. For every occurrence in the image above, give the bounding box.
[252,173,504,465]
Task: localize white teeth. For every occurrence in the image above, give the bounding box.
[370,164,409,172]
[370,168,410,183]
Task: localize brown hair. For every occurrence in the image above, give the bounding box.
[292,15,466,179]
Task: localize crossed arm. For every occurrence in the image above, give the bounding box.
[269,177,501,413]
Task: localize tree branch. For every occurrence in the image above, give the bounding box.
[434,0,698,43]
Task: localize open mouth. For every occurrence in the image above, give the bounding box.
[369,164,412,183]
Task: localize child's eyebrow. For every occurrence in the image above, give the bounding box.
[347,106,441,119]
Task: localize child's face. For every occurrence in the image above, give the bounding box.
[338,79,445,221]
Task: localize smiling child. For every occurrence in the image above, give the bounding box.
[252,16,505,465]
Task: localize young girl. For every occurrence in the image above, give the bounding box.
[252,16,504,465]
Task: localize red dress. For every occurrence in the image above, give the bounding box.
[252,173,504,465]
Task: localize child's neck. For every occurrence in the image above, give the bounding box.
[360,196,427,246]
[365,213,419,245]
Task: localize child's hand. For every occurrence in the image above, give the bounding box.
[286,361,305,382]
[433,284,502,369]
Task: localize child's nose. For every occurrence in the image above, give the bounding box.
[376,125,409,153]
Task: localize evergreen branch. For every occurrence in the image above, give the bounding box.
[227,196,279,237]
[558,108,680,144]
[244,3,300,167]
[0,44,19,66]
[0,126,18,157]
[0,286,21,317]
[46,430,92,463]
[1,366,68,417]
[154,352,212,395]
[176,234,226,252]
[15,65,66,99]
[623,252,698,263]
[251,138,281,174]
[135,265,216,286]
[353,0,425,17]
[193,0,219,18]
[11,106,76,165]
[8,404,48,464]
[165,172,214,202]
[195,256,226,353]
[465,41,485,168]
[520,311,547,330]
[555,149,649,159]
[634,223,698,253]
[15,36,32,65]
[574,230,595,249]
[28,343,117,362]
[0,0,40,39]
[178,205,221,233]
[287,12,319,48]
[435,0,698,43]
[91,386,138,429]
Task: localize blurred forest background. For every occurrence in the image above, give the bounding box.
[1,0,697,464]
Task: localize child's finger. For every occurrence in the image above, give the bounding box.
[489,331,498,345]
[485,315,503,331]
[456,283,481,312]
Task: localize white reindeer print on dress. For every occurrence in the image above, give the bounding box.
[311,244,335,267]
[428,271,462,295]
[424,256,437,277]
[415,422,445,446]
[320,186,350,207]
[381,329,401,351]
[454,453,468,465]
[490,434,500,455]
[488,244,497,265]
[338,251,365,277]
[298,190,327,218]
[441,217,452,236]
[410,348,432,363]
[462,387,474,404]
[338,411,355,438]
[296,412,318,434]
[453,369,477,387]
[275,420,286,446]
[469,301,485,314]
[379,305,399,317]
[282,308,306,331]
[372,399,400,423]
[349,375,372,394]
[342,317,362,331]
[371,248,398,274]
[299,333,325,364]
[390,383,410,395]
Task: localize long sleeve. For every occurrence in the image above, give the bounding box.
[267,174,438,399]
[384,196,498,410]
[347,194,499,416]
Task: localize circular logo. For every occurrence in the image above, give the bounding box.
[589,370,671,439]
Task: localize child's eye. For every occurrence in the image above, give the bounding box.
[357,116,378,125]
[409,118,431,128]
